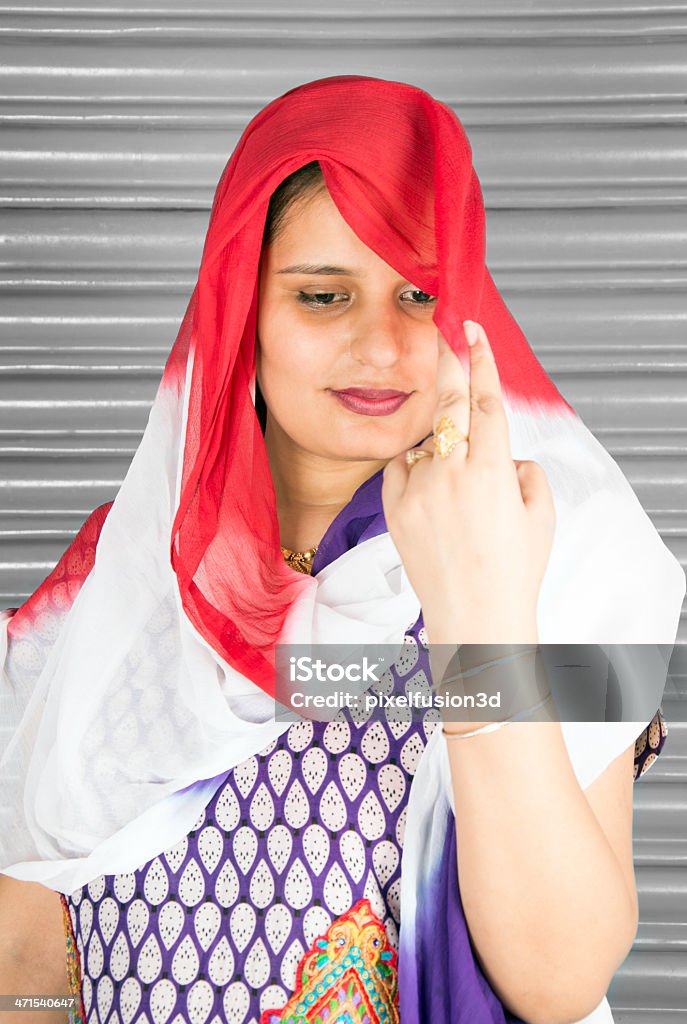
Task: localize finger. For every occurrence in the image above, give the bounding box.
[403,440,435,483]
[383,443,436,513]
[464,321,512,465]
[433,331,470,462]
[381,450,410,511]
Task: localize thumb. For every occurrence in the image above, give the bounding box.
[514,460,555,525]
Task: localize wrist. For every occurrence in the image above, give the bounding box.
[424,621,539,645]
[431,644,552,731]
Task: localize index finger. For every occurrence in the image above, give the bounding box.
[463,321,512,464]
[434,330,470,454]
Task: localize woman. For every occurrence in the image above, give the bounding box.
[0,76,683,1024]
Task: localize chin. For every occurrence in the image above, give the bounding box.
[299,412,427,462]
[320,439,414,463]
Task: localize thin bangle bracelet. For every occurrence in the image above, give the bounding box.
[442,693,553,740]
[436,645,538,688]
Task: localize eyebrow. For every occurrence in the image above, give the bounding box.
[276,263,362,277]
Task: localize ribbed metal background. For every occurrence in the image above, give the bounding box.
[0,2,685,1020]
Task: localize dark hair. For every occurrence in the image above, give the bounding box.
[255,161,326,433]
[262,160,326,246]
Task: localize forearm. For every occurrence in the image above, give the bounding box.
[0,876,71,1024]
[444,720,637,1024]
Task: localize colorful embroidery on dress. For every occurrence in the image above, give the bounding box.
[260,897,399,1024]
[634,707,667,780]
[59,893,86,1024]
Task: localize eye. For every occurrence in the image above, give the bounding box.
[296,290,348,307]
[401,288,437,305]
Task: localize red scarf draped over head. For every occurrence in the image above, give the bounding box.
[164,75,567,696]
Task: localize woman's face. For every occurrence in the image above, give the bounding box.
[256,185,439,464]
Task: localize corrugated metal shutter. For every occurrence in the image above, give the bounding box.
[1,2,684,1019]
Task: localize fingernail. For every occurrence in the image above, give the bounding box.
[463,321,479,347]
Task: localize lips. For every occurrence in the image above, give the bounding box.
[329,387,411,417]
[333,388,410,399]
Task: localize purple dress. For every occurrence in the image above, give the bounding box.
[61,469,667,1024]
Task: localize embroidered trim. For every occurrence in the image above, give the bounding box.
[634,707,667,781]
[60,894,86,1024]
[260,897,399,1024]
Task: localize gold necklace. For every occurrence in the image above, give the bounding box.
[280,543,319,575]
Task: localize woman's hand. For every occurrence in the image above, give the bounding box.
[381,320,556,648]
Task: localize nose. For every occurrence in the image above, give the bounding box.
[348,304,407,369]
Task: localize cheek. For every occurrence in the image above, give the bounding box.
[410,330,439,391]
[261,310,334,384]
[256,314,337,435]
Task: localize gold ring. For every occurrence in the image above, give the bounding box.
[432,415,469,459]
[405,449,433,470]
